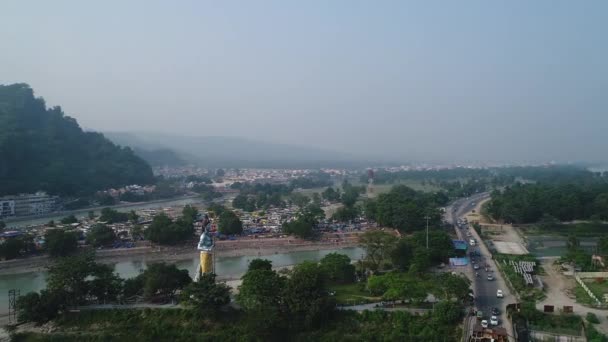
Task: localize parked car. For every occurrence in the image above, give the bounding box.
[490,316,499,326]
[496,290,504,298]
[481,320,489,328]
[491,307,500,315]
[474,264,480,270]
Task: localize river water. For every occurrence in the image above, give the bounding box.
[0,246,364,315]
[6,197,204,228]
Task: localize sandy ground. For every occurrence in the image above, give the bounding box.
[536,258,608,335]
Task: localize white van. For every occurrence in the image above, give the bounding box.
[469,239,476,246]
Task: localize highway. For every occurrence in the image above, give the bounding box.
[445,193,516,341]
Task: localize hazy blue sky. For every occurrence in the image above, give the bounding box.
[2,1,607,163]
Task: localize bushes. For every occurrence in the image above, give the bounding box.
[586,324,608,342]
[16,290,66,324]
[145,213,194,245]
[23,307,461,341]
[587,312,600,324]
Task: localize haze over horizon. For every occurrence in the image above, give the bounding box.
[2,1,607,164]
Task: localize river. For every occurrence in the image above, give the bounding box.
[5,197,205,228]
[0,246,364,315]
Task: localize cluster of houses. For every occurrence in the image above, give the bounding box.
[98,184,157,199]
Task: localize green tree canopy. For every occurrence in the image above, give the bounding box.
[44,229,78,257]
[207,203,227,217]
[145,212,194,245]
[99,208,129,224]
[359,230,398,271]
[365,185,442,233]
[322,187,341,202]
[46,252,121,306]
[218,210,243,235]
[182,205,199,223]
[248,258,273,272]
[290,192,310,209]
[88,264,123,304]
[60,215,78,225]
[332,205,360,222]
[366,272,428,304]
[180,273,230,315]
[319,253,355,284]
[0,238,25,260]
[132,262,192,299]
[432,273,471,301]
[127,210,139,223]
[411,230,455,264]
[0,83,154,196]
[282,219,314,239]
[283,261,334,330]
[86,224,117,247]
[16,289,67,325]
[238,269,285,312]
[486,182,608,223]
[390,238,414,271]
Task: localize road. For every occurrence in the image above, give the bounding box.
[445,193,516,342]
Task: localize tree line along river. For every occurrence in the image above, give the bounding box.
[0,247,365,315]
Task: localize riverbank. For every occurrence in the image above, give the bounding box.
[4,195,204,228]
[0,239,360,276]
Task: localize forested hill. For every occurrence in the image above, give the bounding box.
[0,83,155,196]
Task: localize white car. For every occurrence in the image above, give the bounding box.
[496,290,504,298]
[490,316,499,326]
[481,320,489,328]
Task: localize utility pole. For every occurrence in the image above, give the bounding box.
[424,215,430,249]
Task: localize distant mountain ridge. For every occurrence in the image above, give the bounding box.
[104,131,373,168]
[0,84,155,196]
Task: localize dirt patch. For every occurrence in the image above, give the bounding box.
[493,241,529,255]
[536,258,608,335]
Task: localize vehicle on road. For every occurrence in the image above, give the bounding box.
[487,274,494,281]
[476,310,483,320]
[496,290,503,298]
[481,320,489,328]
[469,239,476,246]
[490,316,498,326]
[491,307,500,315]
[473,264,480,270]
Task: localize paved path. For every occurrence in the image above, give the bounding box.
[75,303,180,310]
[337,302,431,315]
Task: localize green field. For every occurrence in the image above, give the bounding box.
[585,279,608,304]
[574,282,598,306]
[329,282,381,305]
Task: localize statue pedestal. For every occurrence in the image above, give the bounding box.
[200,250,214,274]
